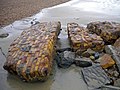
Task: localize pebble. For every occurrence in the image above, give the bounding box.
[90,56,95,61]
[94,52,99,59]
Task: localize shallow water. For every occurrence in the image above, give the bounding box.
[0,0,120,90]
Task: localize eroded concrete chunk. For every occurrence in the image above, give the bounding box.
[67,23,104,52]
[87,21,120,44]
[3,21,61,82]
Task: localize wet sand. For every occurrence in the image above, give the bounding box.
[0,0,70,27]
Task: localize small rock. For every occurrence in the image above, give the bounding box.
[113,71,119,78]
[100,54,115,69]
[55,51,75,68]
[74,57,92,67]
[94,52,99,59]
[105,45,120,72]
[76,48,86,56]
[0,33,9,38]
[75,60,92,67]
[114,37,120,49]
[114,79,120,87]
[90,56,95,61]
[81,48,95,57]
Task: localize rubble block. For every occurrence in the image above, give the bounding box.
[100,54,115,69]
[105,45,120,73]
[3,22,61,82]
[67,23,104,51]
[87,21,120,43]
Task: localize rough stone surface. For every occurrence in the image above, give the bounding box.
[105,45,120,72]
[100,54,115,69]
[114,79,120,87]
[114,37,120,49]
[55,51,75,68]
[74,57,92,67]
[67,23,104,51]
[81,48,95,57]
[3,22,61,82]
[87,21,120,44]
[81,64,111,89]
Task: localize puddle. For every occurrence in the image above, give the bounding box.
[0,0,120,90]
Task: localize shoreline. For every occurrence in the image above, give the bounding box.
[0,0,70,27]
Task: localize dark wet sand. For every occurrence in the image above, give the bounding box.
[0,0,70,27]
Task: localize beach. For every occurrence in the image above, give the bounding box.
[0,0,70,27]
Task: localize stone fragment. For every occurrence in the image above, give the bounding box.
[81,48,95,57]
[55,51,75,68]
[74,57,92,67]
[67,23,104,51]
[87,21,120,44]
[105,45,120,72]
[94,52,100,59]
[114,79,120,87]
[114,37,120,49]
[90,56,95,61]
[81,64,111,89]
[100,54,115,69]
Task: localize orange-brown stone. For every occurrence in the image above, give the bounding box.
[100,54,115,69]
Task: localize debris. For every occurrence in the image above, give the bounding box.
[106,65,119,79]
[81,48,95,57]
[94,52,100,59]
[90,55,95,61]
[74,57,92,67]
[114,37,120,49]
[105,45,120,72]
[87,21,120,44]
[56,47,72,53]
[81,64,111,89]
[55,51,75,68]
[0,33,9,38]
[114,79,120,87]
[67,23,104,51]
[100,54,115,69]
[3,21,61,82]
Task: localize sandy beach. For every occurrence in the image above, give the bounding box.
[0,0,70,27]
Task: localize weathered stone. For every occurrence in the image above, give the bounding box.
[81,64,111,89]
[81,48,95,57]
[56,47,72,53]
[94,52,100,59]
[67,23,104,51]
[114,37,120,49]
[87,21,120,44]
[0,33,9,38]
[74,57,92,67]
[55,51,75,68]
[113,71,119,78]
[90,55,95,61]
[100,54,115,69]
[105,45,120,72]
[114,79,120,87]
[3,21,61,82]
